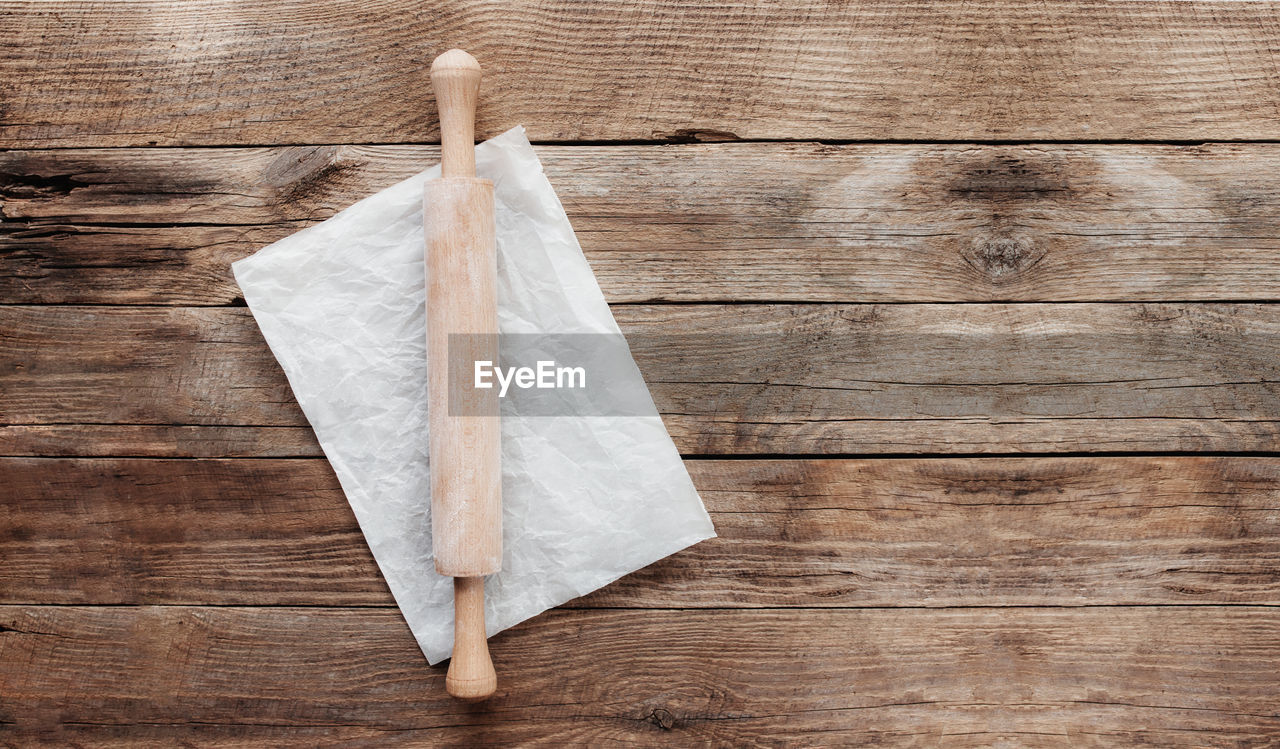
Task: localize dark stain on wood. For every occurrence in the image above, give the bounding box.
[0,169,91,202]
[263,146,363,210]
[943,152,1080,203]
[929,149,1099,284]
[658,128,743,143]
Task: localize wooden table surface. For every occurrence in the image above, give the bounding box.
[5,2,1280,745]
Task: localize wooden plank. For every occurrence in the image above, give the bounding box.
[600,457,1280,608]
[4,2,1280,147]
[6,143,1280,304]
[634,303,1280,454]
[3,304,1279,456]
[3,605,1279,745]
[1,458,383,606]
[5,457,1280,608]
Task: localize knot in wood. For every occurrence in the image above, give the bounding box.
[965,235,1043,280]
[647,707,677,730]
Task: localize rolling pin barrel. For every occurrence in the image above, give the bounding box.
[424,176,500,577]
[425,48,500,701]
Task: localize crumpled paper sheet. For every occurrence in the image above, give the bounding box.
[232,126,715,664]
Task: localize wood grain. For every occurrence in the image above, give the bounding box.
[6,143,1280,304]
[633,302,1280,454]
[0,424,319,458]
[4,605,1280,746]
[4,2,1280,147]
[4,304,1279,456]
[5,457,1280,608]
[5,4,1280,737]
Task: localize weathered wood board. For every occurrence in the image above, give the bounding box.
[3,2,1280,147]
[4,304,1279,456]
[4,605,1280,746]
[5,143,1280,304]
[4,457,1280,608]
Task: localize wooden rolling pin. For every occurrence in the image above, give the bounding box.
[424,48,501,701]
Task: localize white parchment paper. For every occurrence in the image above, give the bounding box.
[232,127,715,664]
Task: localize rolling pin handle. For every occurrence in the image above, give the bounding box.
[446,576,497,700]
[431,49,482,179]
